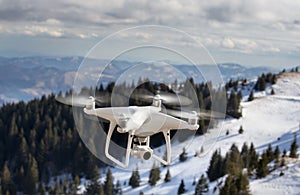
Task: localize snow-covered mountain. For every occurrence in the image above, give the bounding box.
[77,72,300,195]
[0,56,279,105]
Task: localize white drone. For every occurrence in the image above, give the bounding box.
[57,92,223,168]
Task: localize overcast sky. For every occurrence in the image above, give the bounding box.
[0,0,300,68]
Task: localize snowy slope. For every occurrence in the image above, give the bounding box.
[79,72,300,195]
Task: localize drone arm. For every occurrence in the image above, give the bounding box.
[152,130,171,166]
[105,121,133,168]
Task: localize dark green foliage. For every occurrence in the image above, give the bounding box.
[164,169,171,183]
[240,143,249,169]
[207,150,224,181]
[248,143,258,172]
[226,130,229,135]
[148,164,160,186]
[179,148,188,162]
[219,175,237,195]
[86,182,104,195]
[104,169,114,195]
[0,93,107,192]
[279,171,284,176]
[129,168,140,188]
[115,180,122,195]
[255,72,277,92]
[224,144,243,176]
[177,179,186,195]
[220,173,250,195]
[85,165,101,195]
[256,152,269,178]
[289,135,298,158]
[23,154,39,194]
[271,88,275,95]
[282,149,287,157]
[227,90,242,118]
[274,146,281,167]
[1,163,14,193]
[237,91,243,102]
[194,174,208,195]
[255,74,266,91]
[248,90,254,101]
[280,158,286,167]
[266,144,274,163]
[238,126,244,134]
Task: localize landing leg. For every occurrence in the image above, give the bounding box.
[152,130,171,165]
[105,121,133,168]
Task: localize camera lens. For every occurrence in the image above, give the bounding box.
[143,151,152,160]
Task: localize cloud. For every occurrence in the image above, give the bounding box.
[23,25,64,37]
[0,0,299,66]
[221,38,235,49]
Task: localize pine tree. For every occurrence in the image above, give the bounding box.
[194,174,208,195]
[129,168,140,188]
[177,179,186,195]
[227,90,241,118]
[148,164,160,186]
[1,163,13,193]
[274,146,280,160]
[274,146,281,168]
[24,155,39,194]
[220,175,237,195]
[164,169,171,183]
[179,148,188,162]
[280,158,286,167]
[86,182,103,195]
[207,149,224,181]
[236,172,250,194]
[256,152,269,178]
[40,182,46,195]
[266,144,274,163]
[271,88,275,95]
[99,184,105,195]
[238,126,244,134]
[282,149,287,157]
[198,92,205,110]
[86,164,101,194]
[241,143,249,169]
[115,180,122,195]
[237,91,243,105]
[248,90,254,101]
[90,165,100,181]
[289,135,298,158]
[104,169,114,195]
[248,143,258,172]
[224,144,242,176]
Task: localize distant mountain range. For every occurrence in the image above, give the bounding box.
[0,56,279,104]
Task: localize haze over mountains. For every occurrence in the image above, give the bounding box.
[0,56,278,105]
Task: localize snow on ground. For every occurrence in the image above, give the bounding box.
[251,158,300,195]
[78,73,300,194]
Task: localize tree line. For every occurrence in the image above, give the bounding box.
[0,74,262,194]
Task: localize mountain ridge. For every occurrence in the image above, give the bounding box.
[0,56,279,104]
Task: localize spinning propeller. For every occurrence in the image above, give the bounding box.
[56,89,193,108]
[135,91,193,106]
[167,109,226,120]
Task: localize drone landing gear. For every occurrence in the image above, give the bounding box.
[105,122,133,168]
[152,131,171,166]
[105,122,172,168]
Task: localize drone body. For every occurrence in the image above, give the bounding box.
[83,95,199,168]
